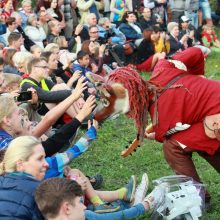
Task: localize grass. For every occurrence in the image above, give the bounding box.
[71,32,220,219]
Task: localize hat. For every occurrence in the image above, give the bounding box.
[180,16,191,23]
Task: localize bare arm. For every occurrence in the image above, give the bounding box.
[32,77,87,137]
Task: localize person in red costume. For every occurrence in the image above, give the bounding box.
[147,48,220,206]
[93,47,220,207]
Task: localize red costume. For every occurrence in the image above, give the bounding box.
[149,47,220,203]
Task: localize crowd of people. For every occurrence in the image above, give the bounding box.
[0,0,219,219]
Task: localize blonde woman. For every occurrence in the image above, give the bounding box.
[24,14,46,49]
[0,136,47,219]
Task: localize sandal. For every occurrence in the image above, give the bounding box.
[87,174,103,190]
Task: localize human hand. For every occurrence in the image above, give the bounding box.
[75,24,83,35]
[70,70,82,82]
[27,88,38,104]
[91,63,98,73]
[189,30,194,38]
[76,95,96,122]
[75,35,81,44]
[76,177,88,190]
[72,76,87,100]
[99,44,106,56]
[88,119,99,130]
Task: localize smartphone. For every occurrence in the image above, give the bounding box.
[16,91,32,102]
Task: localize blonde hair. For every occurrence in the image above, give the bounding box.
[0,136,40,175]
[21,0,32,7]
[52,36,66,48]
[12,51,33,73]
[4,73,22,87]
[0,93,16,124]
[202,24,214,31]
[44,43,60,52]
[27,14,37,26]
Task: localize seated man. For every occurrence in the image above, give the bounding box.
[20,57,85,117]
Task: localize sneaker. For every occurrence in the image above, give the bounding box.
[94,202,120,213]
[123,175,136,203]
[144,186,166,213]
[133,173,149,205]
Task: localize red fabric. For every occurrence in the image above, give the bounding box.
[135,55,154,72]
[149,47,220,155]
[201,31,217,45]
[63,113,72,124]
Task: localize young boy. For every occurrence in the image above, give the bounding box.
[72,50,91,80]
[35,178,86,220]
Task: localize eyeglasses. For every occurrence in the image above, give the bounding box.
[90,31,99,34]
[34,65,48,69]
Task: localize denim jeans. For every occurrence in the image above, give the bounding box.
[199,0,212,19]
[185,12,199,29]
[85,201,145,220]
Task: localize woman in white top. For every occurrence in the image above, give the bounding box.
[24,14,46,49]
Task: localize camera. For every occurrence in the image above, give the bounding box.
[16,91,32,102]
[98,30,116,44]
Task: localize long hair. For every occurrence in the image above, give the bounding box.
[0,136,40,175]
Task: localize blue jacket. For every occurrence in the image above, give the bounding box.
[0,24,6,35]
[119,23,143,41]
[0,130,13,151]
[98,25,126,45]
[0,173,43,220]
[72,63,90,79]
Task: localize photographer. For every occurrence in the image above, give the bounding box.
[98,18,127,65]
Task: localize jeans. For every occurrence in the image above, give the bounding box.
[85,201,145,220]
[199,0,212,19]
[185,11,199,29]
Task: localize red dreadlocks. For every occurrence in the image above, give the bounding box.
[107,66,150,141]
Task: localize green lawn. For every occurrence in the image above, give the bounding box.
[71,36,220,219]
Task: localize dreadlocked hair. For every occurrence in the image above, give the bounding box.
[107,66,150,141]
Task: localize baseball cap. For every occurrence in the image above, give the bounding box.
[180,15,191,23]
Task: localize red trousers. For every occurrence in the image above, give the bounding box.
[163,139,220,202]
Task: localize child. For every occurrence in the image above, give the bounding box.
[72,50,91,80]
[72,50,97,94]
[201,25,220,52]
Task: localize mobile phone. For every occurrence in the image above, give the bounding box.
[16,91,32,102]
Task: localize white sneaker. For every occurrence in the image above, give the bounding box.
[133,173,149,205]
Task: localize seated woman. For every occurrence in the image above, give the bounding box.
[167,21,188,56]
[24,14,47,49]
[132,27,166,72]
[44,43,74,84]
[81,40,106,76]
[3,48,21,75]
[0,136,164,219]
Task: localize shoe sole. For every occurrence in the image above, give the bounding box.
[94,206,120,213]
[130,175,137,204]
[133,173,149,205]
